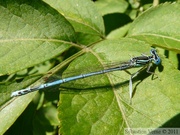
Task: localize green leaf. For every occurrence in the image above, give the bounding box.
[0,92,37,135]
[0,0,75,134]
[128,3,180,53]
[43,0,105,37]
[0,0,76,75]
[94,0,128,15]
[58,39,180,134]
[107,23,131,39]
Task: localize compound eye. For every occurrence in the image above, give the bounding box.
[154,58,161,65]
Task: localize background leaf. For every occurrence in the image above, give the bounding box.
[43,0,105,40]
[0,0,75,134]
[0,0,76,75]
[128,3,180,53]
[94,0,128,15]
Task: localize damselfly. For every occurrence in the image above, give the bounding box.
[11,49,161,102]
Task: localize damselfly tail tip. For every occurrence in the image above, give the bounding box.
[11,91,19,97]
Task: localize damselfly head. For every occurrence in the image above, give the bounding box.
[150,49,161,65]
